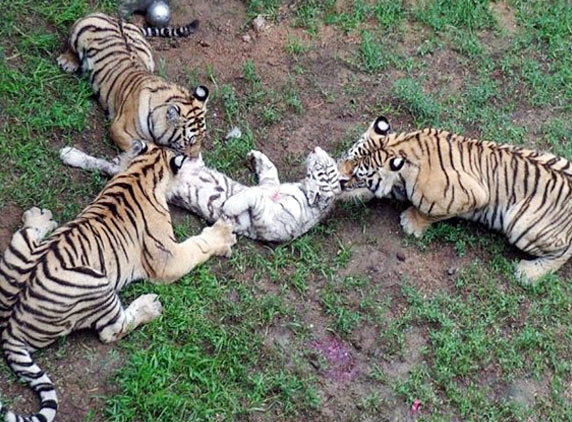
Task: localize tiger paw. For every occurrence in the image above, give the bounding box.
[515,258,556,285]
[132,294,163,324]
[247,150,273,174]
[56,51,80,73]
[246,150,263,172]
[22,207,57,238]
[400,207,431,238]
[203,219,237,258]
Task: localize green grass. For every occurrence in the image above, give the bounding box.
[2,0,572,420]
[105,267,317,420]
[0,0,115,213]
[384,264,572,420]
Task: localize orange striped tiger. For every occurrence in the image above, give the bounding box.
[338,116,572,283]
[0,141,236,422]
[57,12,208,157]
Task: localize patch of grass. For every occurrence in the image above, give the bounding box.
[284,79,304,113]
[358,30,388,74]
[448,27,484,57]
[106,267,316,421]
[385,263,572,420]
[243,0,280,20]
[508,2,572,111]
[540,118,572,159]
[219,83,241,124]
[293,0,332,35]
[325,0,372,33]
[373,0,406,28]
[391,77,442,126]
[0,0,113,211]
[285,36,309,56]
[412,0,497,32]
[205,125,255,177]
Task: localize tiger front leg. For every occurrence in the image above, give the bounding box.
[404,170,489,237]
[98,294,163,343]
[400,207,434,238]
[248,150,281,186]
[110,117,138,151]
[515,257,568,285]
[150,219,237,284]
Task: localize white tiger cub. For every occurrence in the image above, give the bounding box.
[60,146,342,242]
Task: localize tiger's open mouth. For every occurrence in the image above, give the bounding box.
[339,175,364,191]
[339,177,350,190]
[337,159,357,191]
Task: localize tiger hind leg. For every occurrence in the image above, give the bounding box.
[21,206,58,238]
[56,50,80,73]
[515,254,572,285]
[0,207,57,326]
[98,293,163,343]
[247,150,280,186]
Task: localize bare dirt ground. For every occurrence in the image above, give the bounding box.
[1,1,544,420]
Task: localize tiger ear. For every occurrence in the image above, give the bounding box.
[389,156,405,171]
[193,85,209,102]
[166,105,180,123]
[374,116,391,135]
[170,154,187,175]
[130,139,148,155]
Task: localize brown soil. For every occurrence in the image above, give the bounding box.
[1,1,548,421]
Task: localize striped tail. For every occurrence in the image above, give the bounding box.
[140,19,199,37]
[1,339,58,422]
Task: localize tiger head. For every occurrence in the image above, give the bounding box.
[150,85,209,159]
[303,147,342,210]
[121,139,189,191]
[338,115,406,199]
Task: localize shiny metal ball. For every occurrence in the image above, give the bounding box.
[146,0,171,27]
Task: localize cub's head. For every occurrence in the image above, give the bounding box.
[338,116,405,198]
[304,147,342,210]
[151,85,209,159]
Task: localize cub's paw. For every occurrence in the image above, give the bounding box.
[22,207,57,238]
[203,219,237,258]
[56,51,80,73]
[247,150,273,173]
[246,150,263,172]
[132,293,163,324]
[400,207,430,238]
